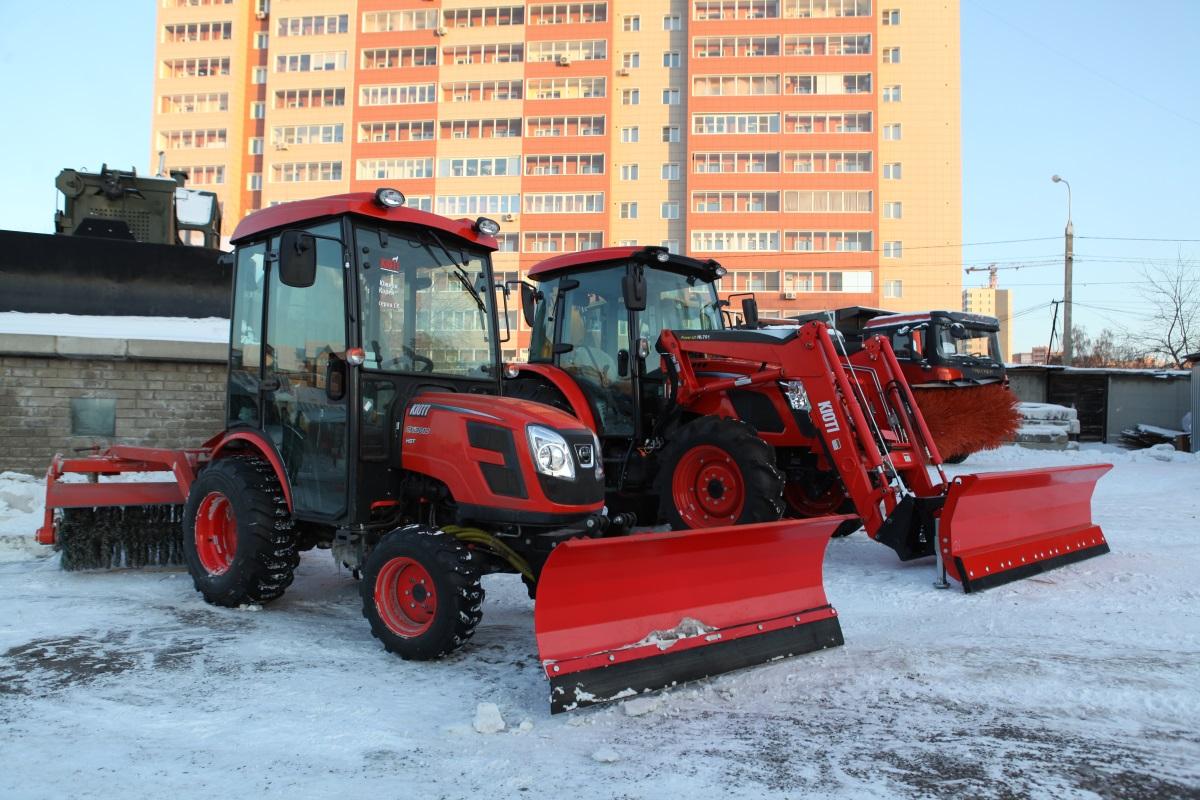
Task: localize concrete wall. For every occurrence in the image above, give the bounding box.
[0,334,227,475]
[1106,375,1192,443]
[1007,370,1046,404]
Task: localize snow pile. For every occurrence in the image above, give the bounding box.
[473,702,506,734]
[1014,402,1079,449]
[0,472,50,562]
[0,312,227,343]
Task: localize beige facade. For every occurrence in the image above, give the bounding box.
[152,0,962,324]
[963,285,1011,360]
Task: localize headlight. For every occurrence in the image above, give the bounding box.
[592,431,604,480]
[527,425,575,480]
[781,380,810,411]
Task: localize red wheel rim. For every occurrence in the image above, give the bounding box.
[374,557,438,638]
[784,480,847,517]
[195,491,237,575]
[671,444,745,528]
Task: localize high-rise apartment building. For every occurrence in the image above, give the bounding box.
[963,283,1011,361]
[153,0,961,352]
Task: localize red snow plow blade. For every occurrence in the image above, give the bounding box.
[534,517,846,713]
[939,463,1113,593]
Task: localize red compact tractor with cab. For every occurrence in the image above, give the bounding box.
[34,194,846,712]
[505,246,1110,592]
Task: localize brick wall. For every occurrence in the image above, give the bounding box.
[0,335,227,474]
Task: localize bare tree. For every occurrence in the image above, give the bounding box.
[1125,256,1199,368]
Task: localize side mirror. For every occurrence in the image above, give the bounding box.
[278,230,317,288]
[622,268,647,311]
[520,282,537,327]
[741,297,759,328]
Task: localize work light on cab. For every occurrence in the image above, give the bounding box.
[374,188,405,208]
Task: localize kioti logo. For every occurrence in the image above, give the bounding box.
[816,400,840,433]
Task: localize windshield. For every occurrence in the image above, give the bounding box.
[356,224,496,378]
[936,325,1001,361]
[638,268,723,336]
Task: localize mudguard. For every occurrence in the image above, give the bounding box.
[940,463,1113,592]
[534,517,847,712]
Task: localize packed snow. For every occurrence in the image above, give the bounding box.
[1,445,1198,798]
[0,312,227,343]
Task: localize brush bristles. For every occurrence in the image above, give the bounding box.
[912,384,1021,460]
[57,506,186,571]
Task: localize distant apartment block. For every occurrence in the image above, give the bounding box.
[152,0,962,353]
[963,284,1011,361]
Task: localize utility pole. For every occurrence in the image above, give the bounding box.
[1052,175,1073,365]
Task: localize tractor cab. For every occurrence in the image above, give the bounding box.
[862,311,1005,386]
[520,246,725,441]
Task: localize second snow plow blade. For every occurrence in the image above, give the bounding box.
[940,463,1113,593]
[535,517,846,713]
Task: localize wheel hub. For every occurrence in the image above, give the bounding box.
[375,557,438,638]
[194,491,237,576]
[671,445,745,528]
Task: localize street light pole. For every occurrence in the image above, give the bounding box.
[1052,174,1074,365]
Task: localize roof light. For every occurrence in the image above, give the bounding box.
[714,266,728,278]
[374,188,405,208]
[474,217,501,236]
[655,250,669,262]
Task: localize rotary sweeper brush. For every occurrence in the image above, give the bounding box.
[33,192,845,711]
[504,247,1111,592]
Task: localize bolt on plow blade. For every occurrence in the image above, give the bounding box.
[940,463,1113,593]
[534,517,848,713]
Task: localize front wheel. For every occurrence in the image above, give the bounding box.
[655,416,784,530]
[361,526,484,660]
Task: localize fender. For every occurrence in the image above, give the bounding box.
[206,428,295,511]
[508,364,598,433]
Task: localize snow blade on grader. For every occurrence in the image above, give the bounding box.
[534,517,847,713]
[939,463,1113,593]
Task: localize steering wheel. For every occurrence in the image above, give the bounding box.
[404,346,435,373]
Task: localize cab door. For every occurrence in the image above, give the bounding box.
[260,221,352,519]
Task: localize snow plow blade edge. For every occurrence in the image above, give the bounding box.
[940,463,1113,593]
[534,517,847,713]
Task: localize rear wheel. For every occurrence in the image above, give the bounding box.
[783,481,862,538]
[182,456,298,607]
[655,416,784,530]
[361,526,484,660]
[944,452,969,465]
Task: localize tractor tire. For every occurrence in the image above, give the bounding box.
[655,416,784,530]
[505,377,574,416]
[944,452,969,465]
[783,482,862,538]
[361,525,484,660]
[182,456,298,608]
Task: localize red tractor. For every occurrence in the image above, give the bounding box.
[505,246,1110,591]
[33,194,845,712]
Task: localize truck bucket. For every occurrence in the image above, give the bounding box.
[534,517,847,713]
[939,463,1113,593]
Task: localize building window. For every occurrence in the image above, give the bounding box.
[661,239,679,252]
[882,47,900,64]
[661,202,680,219]
[623,52,640,68]
[882,8,900,25]
[252,66,267,84]
[661,163,681,180]
[623,15,640,31]
[622,88,640,105]
[662,125,681,142]
[883,201,902,219]
[247,173,262,191]
[662,88,681,105]
[882,240,902,258]
[883,162,901,179]
[254,32,269,49]
[278,13,349,36]
[882,123,901,140]
[883,279,903,298]
[620,126,639,143]
[248,137,263,155]
[620,164,639,180]
[663,13,682,30]
[883,85,901,102]
[663,51,681,68]
[250,101,265,119]
[620,201,638,219]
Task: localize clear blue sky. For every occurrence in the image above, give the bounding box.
[1,1,1196,352]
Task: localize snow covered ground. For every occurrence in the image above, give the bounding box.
[0,312,227,342]
[1,446,1198,799]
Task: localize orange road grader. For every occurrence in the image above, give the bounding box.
[504,246,1111,592]
[32,192,844,713]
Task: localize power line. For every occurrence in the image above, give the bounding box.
[1079,236,1200,243]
